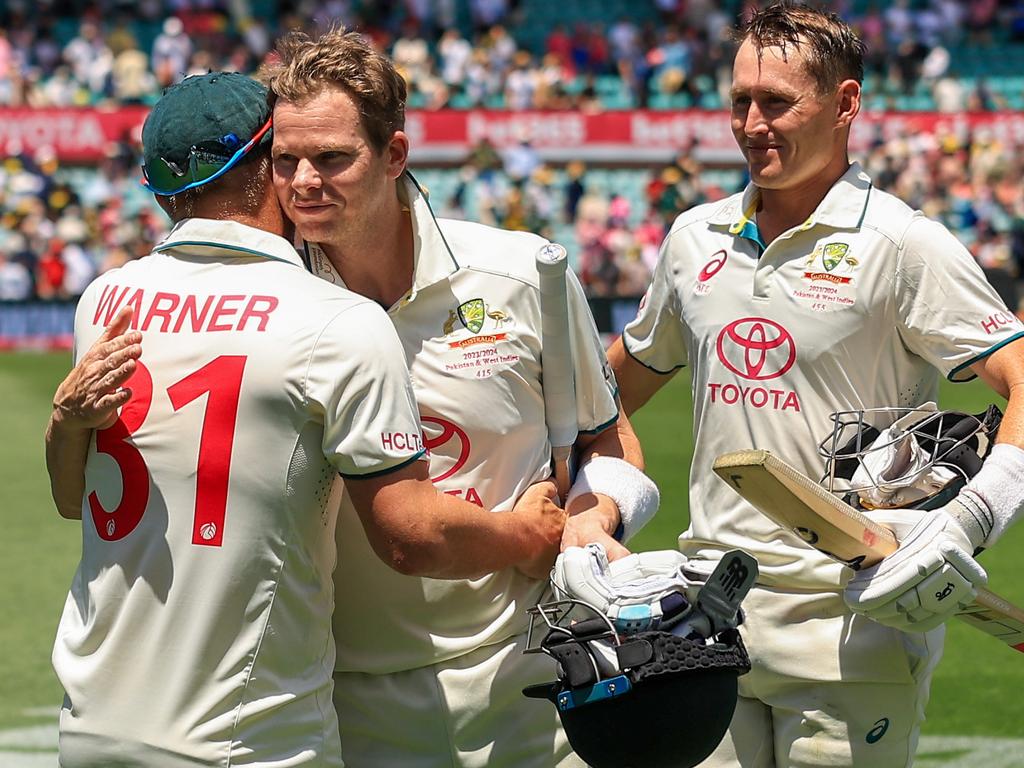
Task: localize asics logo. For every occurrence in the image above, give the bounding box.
[866,718,890,744]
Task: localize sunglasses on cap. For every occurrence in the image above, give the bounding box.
[141,116,273,196]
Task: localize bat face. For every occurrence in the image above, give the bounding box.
[713,449,1024,652]
[788,525,868,571]
[712,449,898,571]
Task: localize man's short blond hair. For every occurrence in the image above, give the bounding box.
[734,2,865,93]
[259,26,407,154]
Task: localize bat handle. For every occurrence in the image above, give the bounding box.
[552,445,572,503]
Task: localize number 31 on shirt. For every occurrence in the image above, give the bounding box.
[87,356,246,548]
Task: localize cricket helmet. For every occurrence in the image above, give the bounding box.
[523,599,749,768]
[523,545,755,768]
[818,402,1002,511]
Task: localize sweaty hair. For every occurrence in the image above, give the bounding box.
[259,26,406,154]
[734,2,865,92]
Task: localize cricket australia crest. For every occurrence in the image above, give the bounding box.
[439,298,520,380]
[791,241,859,313]
[821,242,849,272]
[458,298,486,334]
[804,242,857,284]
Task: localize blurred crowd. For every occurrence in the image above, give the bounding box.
[0,144,163,302]
[6,122,1024,308]
[2,1,1024,111]
[4,0,1024,307]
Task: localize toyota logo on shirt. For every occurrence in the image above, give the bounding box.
[421,415,471,482]
[716,318,796,380]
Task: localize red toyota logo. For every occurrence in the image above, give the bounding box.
[716,318,796,380]
[421,416,471,482]
[698,250,727,282]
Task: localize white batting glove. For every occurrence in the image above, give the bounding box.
[844,505,987,633]
[551,543,693,634]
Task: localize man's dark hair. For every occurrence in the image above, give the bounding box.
[734,2,865,92]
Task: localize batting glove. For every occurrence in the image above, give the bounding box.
[551,543,694,634]
[844,505,987,633]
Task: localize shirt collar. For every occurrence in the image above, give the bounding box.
[710,161,872,238]
[300,173,461,307]
[403,172,460,300]
[809,162,872,229]
[154,218,304,268]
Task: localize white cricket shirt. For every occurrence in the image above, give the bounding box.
[307,175,620,673]
[53,218,425,766]
[624,163,1024,589]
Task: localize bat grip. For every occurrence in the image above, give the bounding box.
[552,446,573,502]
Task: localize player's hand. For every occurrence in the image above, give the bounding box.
[844,505,987,633]
[561,491,632,561]
[513,479,567,581]
[51,306,141,432]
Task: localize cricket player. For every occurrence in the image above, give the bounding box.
[261,28,656,767]
[607,5,1024,766]
[45,72,566,767]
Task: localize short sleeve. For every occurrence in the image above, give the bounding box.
[621,232,689,373]
[72,278,108,364]
[307,301,426,477]
[566,268,619,433]
[895,216,1024,381]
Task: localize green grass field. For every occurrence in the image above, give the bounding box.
[3,351,1024,764]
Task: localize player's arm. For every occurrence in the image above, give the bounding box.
[605,225,687,417]
[560,335,679,558]
[561,410,647,558]
[844,359,1024,632]
[45,307,142,519]
[557,265,662,557]
[607,336,677,416]
[346,463,564,580]
[941,337,1024,546]
[972,338,1024,451]
[318,300,565,580]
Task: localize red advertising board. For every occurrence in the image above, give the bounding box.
[3,107,1024,164]
[0,106,150,162]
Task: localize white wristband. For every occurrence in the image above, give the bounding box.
[952,442,1024,548]
[565,456,660,543]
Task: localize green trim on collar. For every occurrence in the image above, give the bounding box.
[727,194,766,252]
[153,239,301,266]
[855,183,873,229]
[735,219,767,251]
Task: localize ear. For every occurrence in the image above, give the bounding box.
[835,79,861,130]
[386,130,410,180]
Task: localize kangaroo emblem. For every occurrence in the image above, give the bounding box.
[443,310,458,335]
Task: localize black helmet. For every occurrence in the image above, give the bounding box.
[523,598,750,768]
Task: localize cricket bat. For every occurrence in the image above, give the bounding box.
[537,243,577,501]
[712,449,1024,653]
